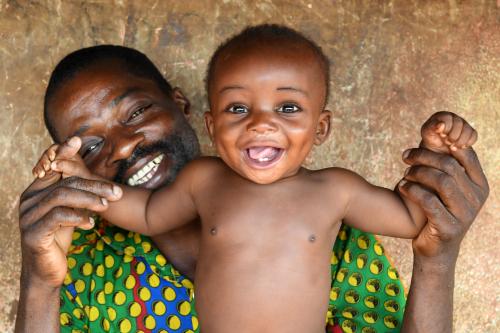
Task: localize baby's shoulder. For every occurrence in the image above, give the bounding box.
[181,156,227,180]
[312,167,363,182]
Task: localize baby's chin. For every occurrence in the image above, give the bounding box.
[233,166,296,185]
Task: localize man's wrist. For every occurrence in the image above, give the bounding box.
[412,247,459,276]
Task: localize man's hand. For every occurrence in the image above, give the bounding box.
[399,146,488,260]
[19,139,121,288]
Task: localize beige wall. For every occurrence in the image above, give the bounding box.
[0,1,498,331]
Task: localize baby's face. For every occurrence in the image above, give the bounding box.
[206,41,330,184]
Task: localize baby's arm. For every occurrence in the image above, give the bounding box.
[332,169,425,238]
[95,164,199,236]
[337,113,477,238]
[36,137,199,236]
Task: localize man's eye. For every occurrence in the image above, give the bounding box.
[129,104,152,121]
[82,142,100,158]
[226,105,248,114]
[277,104,301,113]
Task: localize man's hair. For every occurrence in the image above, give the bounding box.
[205,24,330,104]
[44,45,173,141]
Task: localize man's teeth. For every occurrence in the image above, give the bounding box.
[258,157,271,162]
[127,154,164,186]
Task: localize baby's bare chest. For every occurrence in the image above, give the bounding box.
[195,178,344,245]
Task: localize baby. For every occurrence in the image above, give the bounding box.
[34,25,477,333]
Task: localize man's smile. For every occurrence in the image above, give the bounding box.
[127,154,164,186]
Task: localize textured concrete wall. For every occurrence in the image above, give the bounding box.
[0,1,498,331]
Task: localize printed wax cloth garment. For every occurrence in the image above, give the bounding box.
[59,217,198,333]
[326,224,407,333]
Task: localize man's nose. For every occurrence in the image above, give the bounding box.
[246,111,278,134]
[106,131,145,166]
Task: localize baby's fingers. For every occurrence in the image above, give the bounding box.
[452,124,474,150]
[33,144,60,178]
[446,115,464,144]
[51,159,93,179]
[432,111,454,136]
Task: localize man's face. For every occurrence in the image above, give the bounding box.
[47,61,200,189]
[205,41,330,184]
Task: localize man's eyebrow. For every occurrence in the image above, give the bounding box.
[218,85,244,94]
[70,125,90,138]
[276,86,308,96]
[108,87,142,108]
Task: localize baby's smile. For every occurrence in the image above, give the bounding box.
[244,146,285,168]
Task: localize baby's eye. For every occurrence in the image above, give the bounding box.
[277,104,301,113]
[128,104,152,121]
[226,105,248,114]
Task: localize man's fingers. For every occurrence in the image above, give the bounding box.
[20,186,110,229]
[55,136,82,160]
[404,165,482,213]
[449,147,489,193]
[404,147,486,188]
[22,207,94,248]
[398,181,465,241]
[21,176,121,214]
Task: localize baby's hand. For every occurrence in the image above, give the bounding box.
[32,144,59,179]
[420,111,477,154]
[33,137,93,180]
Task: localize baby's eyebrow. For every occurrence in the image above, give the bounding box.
[276,86,308,96]
[218,85,244,94]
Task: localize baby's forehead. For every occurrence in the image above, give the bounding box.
[214,39,325,80]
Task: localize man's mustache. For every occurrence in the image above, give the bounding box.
[113,136,183,184]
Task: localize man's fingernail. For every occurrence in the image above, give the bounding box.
[89,217,95,226]
[51,161,58,170]
[404,168,410,177]
[101,197,108,206]
[402,150,410,159]
[399,179,407,187]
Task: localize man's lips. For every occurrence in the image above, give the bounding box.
[127,154,164,186]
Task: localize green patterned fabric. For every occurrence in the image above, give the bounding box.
[327,224,406,332]
[59,218,197,332]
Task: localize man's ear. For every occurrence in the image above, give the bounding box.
[204,111,215,142]
[172,87,191,119]
[314,110,332,145]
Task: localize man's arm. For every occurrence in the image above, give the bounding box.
[15,145,120,333]
[399,146,489,333]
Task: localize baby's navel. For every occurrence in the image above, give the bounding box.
[210,227,217,236]
[309,234,316,243]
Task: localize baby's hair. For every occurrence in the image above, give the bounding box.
[205,24,330,105]
[44,45,173,142]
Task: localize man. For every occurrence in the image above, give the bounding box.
[16,45,489,332]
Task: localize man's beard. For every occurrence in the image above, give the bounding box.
[113,127,200,187]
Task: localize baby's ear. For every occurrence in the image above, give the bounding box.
[204,111,215,142]
[314,110,332,145]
